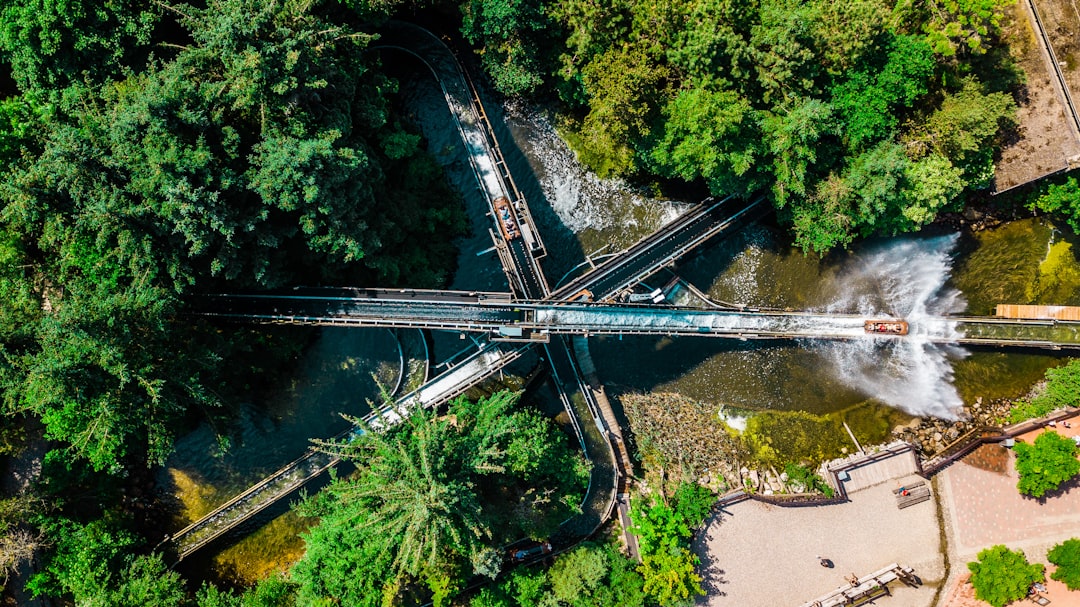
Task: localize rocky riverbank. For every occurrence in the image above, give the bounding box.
[890,396,1014,456]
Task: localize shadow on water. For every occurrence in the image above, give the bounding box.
[158,328,402,583]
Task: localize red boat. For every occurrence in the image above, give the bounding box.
[493,196,519,241]
[864,320,909,335]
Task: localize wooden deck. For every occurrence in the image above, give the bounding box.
[996,304,1080,321]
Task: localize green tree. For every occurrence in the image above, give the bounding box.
[1014,431,1080,498]
[906,78,1015,187]
[967,545,1044,607]
[629,485,708,606]
[1049,538,1080,590]
[761,97,837,208]
[830,35,935,151]
[294,391,586,606]
[900,153,966,226]
[28,517,184,607]
[1030,177,1080,234]
[549,544,609,605]
[749,0,820,103]
[461,0,556,95]
[0,0,156,94]
[647,86,764,196]
[569,40,669,177]
[922,0,1016,56]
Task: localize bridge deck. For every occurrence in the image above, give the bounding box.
[551,196,766,302]
[197,294,1080,351]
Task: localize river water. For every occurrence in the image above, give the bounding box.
[164,53,1080,584]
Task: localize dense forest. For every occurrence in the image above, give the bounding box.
[0,0,1072,605]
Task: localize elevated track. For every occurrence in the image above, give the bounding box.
[195,293,1080,351]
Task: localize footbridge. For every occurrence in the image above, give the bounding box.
[195,292,1080,351]
[167,341,525,561]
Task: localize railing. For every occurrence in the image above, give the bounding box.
[1027,0,1080,138]
[917,407,1080,477]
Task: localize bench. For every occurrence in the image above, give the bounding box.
[896,484,931,509]
[893,480,926,495]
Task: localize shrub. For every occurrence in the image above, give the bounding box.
[784,463,835,497]
[968,545,1044,607]
[1014,431,1080,498]
[1049,538,1080,590]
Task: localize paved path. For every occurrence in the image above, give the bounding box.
[937,423,1080,607]
[695,476,944,607]
[939,426,1080,559]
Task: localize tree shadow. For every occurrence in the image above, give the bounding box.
[692,516,731,598]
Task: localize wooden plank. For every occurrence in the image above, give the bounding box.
[996,304,1080,321]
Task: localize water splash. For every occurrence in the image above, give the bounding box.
[819,235,968,420]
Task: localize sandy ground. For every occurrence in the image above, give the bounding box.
[694,471,945,607]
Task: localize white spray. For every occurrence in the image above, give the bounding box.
[819,235,968,420]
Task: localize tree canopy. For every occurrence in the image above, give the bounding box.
[967,545,1044,607]
[1049,538,1080,591]
[465,0,1020,252]
[1014,430,1080,499]
[292,391,588,606]
[0,0,466,473]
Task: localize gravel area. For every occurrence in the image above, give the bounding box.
[695,474,945,607]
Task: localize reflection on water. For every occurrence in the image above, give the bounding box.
[159,328,401,583]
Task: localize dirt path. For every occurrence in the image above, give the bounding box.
[993,2,1080,192]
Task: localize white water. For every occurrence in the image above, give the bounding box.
[503,103,687,240]
[818,235,968,420]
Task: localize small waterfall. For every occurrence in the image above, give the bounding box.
[819,235,968,420]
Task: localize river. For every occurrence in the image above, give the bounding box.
[162,50,1080,586]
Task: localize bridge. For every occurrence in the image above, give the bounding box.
[167,340,525,560]
[196,290,1080,351]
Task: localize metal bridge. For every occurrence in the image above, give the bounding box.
[196,291,1080,351]
[170,22,1079,565]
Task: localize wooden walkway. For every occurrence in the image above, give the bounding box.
[997,304,1080,321]
[797,563,921,607]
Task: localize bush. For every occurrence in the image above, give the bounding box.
[1010,359,1080,423]
[968,545,1044,607]
[1014,431,1080,498]
[1049,538,1080,590]
[784,463,835,497]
